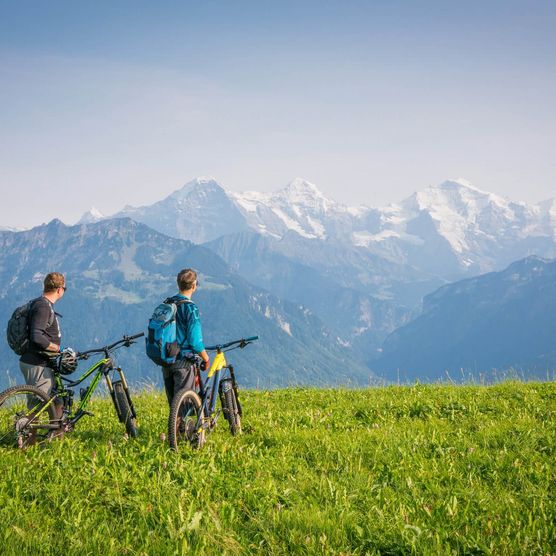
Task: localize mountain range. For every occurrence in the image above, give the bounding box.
[95,176,556,285]
[2,176,555,385]
[0,219,375,389]
[82,176,556,371]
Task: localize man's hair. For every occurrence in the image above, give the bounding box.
[177,268,198,291]
[43,272,65,293]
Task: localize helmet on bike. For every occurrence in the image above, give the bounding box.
[59,349,78,375]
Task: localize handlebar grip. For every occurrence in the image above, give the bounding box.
[128,332,145,340]
[244,335,259,342]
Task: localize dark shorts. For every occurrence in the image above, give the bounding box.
[162,360,196,407]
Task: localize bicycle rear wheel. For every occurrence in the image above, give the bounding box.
[0,385,57,448]
[112,380,138,438]
[168,389,205,451]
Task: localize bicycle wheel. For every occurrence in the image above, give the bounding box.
[0,385,57,448]
[112,380,138,438]
[168,389,205,451]
[220,380,242,436]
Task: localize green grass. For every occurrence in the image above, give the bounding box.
[1,382,555,555]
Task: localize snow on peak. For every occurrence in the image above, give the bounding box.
[401,178,510,216]
[370,178,531,254]
[439,178,482,191]
[89,206,104,219]
[78,206,104,224]
[274,178,334,215]
[281,177,328,199]
[286,177,321,194]
[171,176,225,200]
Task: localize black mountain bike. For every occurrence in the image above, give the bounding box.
[0,333,143,448]
[168,336,258,451]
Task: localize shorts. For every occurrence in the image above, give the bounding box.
[19,361,56,410]
[162,360,196,407]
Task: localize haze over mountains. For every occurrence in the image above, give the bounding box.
[376,256,556,381]
[2,176,555,385]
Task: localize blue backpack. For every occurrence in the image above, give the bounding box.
[146,297,192,367]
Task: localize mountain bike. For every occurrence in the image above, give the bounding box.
[168,336,258,451]
[0,333,144,448]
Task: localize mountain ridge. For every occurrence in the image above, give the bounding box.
[74,176,556,284]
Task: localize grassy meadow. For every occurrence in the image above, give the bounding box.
[0,382,555,555]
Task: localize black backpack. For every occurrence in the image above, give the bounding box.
[6,298,53,356]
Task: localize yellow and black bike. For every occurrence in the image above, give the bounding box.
[168,336,258,451]
[0,333,143,448]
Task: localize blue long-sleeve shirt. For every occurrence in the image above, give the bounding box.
[173,294,205,355]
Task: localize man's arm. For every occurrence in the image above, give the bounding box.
[186,305,209,366]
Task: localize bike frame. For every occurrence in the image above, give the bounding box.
[194,337,256,433]
[28,335,142,431]
[195,350,227,426]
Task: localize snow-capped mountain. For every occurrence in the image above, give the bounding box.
[113,177,248,244]
[98,175,556,285]
[357,179,556,276]
[77,206,104,224]
[230,177,359,240]
[229,177,556,278]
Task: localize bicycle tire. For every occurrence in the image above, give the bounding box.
[168,389,205,451]
[223,387,242,436]
[0,385,57,448]
[112,380,138,438]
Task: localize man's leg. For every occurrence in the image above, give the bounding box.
[19,362,60,444]
[19,362,55,408]
[162,367,175,407]
[171,362,195,394]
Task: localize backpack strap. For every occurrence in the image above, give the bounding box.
[164,297,193,307]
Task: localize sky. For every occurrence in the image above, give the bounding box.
[1,0,555,228]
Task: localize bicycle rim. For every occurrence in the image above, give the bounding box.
[168,390,204,451]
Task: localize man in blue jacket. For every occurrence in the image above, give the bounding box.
[162,268,210,407]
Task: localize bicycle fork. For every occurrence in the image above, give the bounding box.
[196,369,221,433]
[106,368,137,421]
[220,365,242,417]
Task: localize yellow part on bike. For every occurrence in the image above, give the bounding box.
[208,352,227,377]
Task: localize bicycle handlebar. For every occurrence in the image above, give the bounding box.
[77,332,145,359]
[205,335,259,351]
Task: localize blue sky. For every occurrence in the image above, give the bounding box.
[1,0,555,227]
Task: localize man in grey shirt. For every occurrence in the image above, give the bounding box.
[19,272,66,420]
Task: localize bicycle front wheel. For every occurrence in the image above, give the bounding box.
[0,385,57,448]
[112,380,138,438]
[168,389,205,451]
[221,382,242,436]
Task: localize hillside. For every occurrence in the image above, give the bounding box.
[0,383,554,554]
[375,256,556,381]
